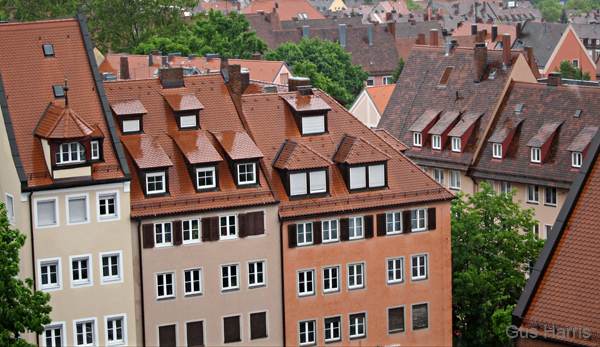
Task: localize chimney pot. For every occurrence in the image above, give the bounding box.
[547,72,562,87]
[502,33,511,68]
[158,67,184,89]
[288,76,311,91]
[430,29,439,46]
[120,55,130,80]
[473,43,488,83]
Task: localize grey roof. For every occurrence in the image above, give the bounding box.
[512,22,569,68]
[395,21,444,39]
[572,23,600,40]
[280,16,361,30]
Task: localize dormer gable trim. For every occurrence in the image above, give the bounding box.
[212,130,263,189]
[526,121,563,164]
[273,140,333,170]
[332,135,392,165]
[488,117,524,159]
[428,110,462,150]
[409,109,442,149]
[567,126,598,159]
[447,112,482,153]
[109,99,147,135]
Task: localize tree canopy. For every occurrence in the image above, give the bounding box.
[0,202,52,346]
[452,184,545,346]
[535,0,564,22]
[406,0,423,10]
[265,38,370,104]
[555,59,592,80]
[391,57,405,84]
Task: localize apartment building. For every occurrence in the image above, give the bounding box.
[0,15,137,346]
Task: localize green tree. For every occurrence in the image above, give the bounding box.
[406,0,423,10]
[391,57,405,84]
[555,60,591,80]
[0,0,79,22]
[565,0,592,11]
[535,0,563,22]
[362,0,374,5]
[560,8,569,22]
[265,38,370,104]
[0,202,52,346]
[452,184,545,346]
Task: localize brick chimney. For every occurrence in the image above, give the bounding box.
[430,29,439,46]
[524,46,536,71]
[151,50,162,56]
[227,64,250,96]
[502,33,511,68]
[251,53,261,60]
[270,8,282,31]
[439,8,443,16]
[547,72,562,87]
[387,22,396,39]
[473,43,488,83]
[477,30,485,43]
[120,55,130,80]
[237,1,241,10]
[428,8,433,21]
[288,77,311,91]
[482,1,487,11]
[516,22,522,38]
[158,67,184,89]
[418,33,426,44]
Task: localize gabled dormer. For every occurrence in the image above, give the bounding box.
[273,140,333,200]
[567,126,598,170]
[212,130,263,188]
[172,131,223,192]
[163,92,204,130]
[280,89,332,136]
[110,99,147,135]
[121,135,173,198]
[427,111,461,151]
[409,109,442,150]
[333,135,392,193]
[487,116,524,160]
[526,121,563,165]
[447,112,482,154]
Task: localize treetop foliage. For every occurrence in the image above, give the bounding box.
[555,59,592,80]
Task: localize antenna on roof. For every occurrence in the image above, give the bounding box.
[63,79,69,108]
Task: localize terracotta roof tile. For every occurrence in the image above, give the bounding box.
[366,85,395,115]
[447,112,482,137]
[526,121,563,147]
[121,135,173,169]
[409,109,442,132]
[428,111,461,135]
[172,131,223,164]
[280,92,332,112]
[110,99,148,116]
[567,126,598,152]
[163,92,204,111]
[212,130,264,160]
[242,0,326,20]
[333,135,392,164]
[273,140,333,170]
[90,124,104,138]
[373,128,408,152]
[488,117,524,143]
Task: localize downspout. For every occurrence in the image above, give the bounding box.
[137,219,147,347]
[28,191,38,346]
[279,216,286,347]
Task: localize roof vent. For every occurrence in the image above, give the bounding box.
[42,44,54,58]
[489,68,497,79]
[575,109,582,117]
[102,72,117,81]
[515,104,523,113]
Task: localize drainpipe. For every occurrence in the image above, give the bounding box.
[137,219,147,346]
[279,217,286,347]
[28,191,39,346]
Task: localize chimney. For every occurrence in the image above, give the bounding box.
[430,29,439,46]
[477,31,485,43]
[387,22,396,39]
[237,1,241,10]
[270,8,282,30]
[516,22,522,38]
[148,53,153,67]
[220,54,229,71]
[162,56,168,68]
[524,46,536,69]
[473,43,488,82]
[445,42,453,55]
[151,50,162,56]
[288,76,311,91]
[439,7,443,16]
[424,13,428,21]
[502,33,511,68]
[188,54,197,61]
[547,72,562,87]
[491,25,498,42]
[241,68,250,94]
[418,33,426,44]
[251,53,261,60]
[227,64,250,96]
[471,24,477,35]
[120,55,130,80]
[367,23,372,46]
[303,25,310,39]
[483,2,487,11]
[158,67,184,89]
[428,8,433,20]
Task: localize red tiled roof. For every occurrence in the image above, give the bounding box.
[373,128,408,152]
[35,103,94,139]
[333,135,392,164]
[121,135,173,169]
[567,126,598,152]
[366,85,395,115]
[110,99,147,116]
[281,92,332,112]
[525,121,563,148]
[273,140,333,170]
[487,117,524,143]
[447,112,482,137]
[163,92,204,111]
[242,0,326,20]
[452,23,517,45]
[212,130,264,160]
[409,109,442,132]
[172,131,223,164]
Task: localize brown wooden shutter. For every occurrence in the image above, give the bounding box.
[427,207,436,230]
[186,321,204,347]
[158,325,176,347]
[254,211,265,235]
[313,221,322,244]
[388,307,405,333]
[173,220,183,245]
[288,224,297,248]
[403,210,412,233]
[250,312,268,340]
[364,215,374,238]
[239,213,248,238]
[210,216,219,241]
[340,218,350,241]
[223,316,241,343]
[377,213,387,236]
[142,224,155,249]
[202,218,211,242]
[412,304,429,330]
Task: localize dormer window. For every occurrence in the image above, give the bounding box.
[432,135,441,150]
[121,135,173,198]
[413,132,422,147]
[146,172,166,194]
[301,115,325,135]
[452,137,461,152]
[55,142,86,164]
[290,170,328,196]
[91,141,100,160]
[531,147,541,163]
[163,93,203,131]
[213,131,263,189]
[350,164,386,189]
[572,152,582,168]
[237,163,256,185]
[196,167,216,189]
[333,135,390,193]
[122,119,140,133]
[43,44,54,58]
[281,89,331,137]
[180,115,197,128]
[492,143,502,159]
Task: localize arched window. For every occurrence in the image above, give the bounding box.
[55,142,86,164]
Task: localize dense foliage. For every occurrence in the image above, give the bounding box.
[555,59,592,80]
[391,57,405,84]
[452,184,545,346]
[406,0,423,10]
[535,0,600,21]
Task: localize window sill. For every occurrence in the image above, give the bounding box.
[224,339,242,344]
[298,292,315,298]
[100,277,123,285]
[99,215,118,221]
[348,286,365,291]
[349,237,365,241]
[411,277,428,282]
[544,203,557,207]
[219,236,239,241]
[388,329,405,334]
[297,243,315,247]
[449,187,461,191]
[72,280,92,288]
[412,228,427,233]
[155,243,173,248]
[526,201,539,205]
[322,239,340,244]
[183,240,201,245]
[157,296,176,301]
[40,285,61,292]
[386,231,402,236]
[387,280,404,285]
[349,335,367,340]
[324,338,342,344]
[184,292,203,298]
[323,289,340,294]
[221,287,240,293]
[248,283,266,289]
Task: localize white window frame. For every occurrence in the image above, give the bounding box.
[452,137,461,152]
[543,224,553,239]
[383,76,393,85]
[91,141,100,160]
[349,166,366,189]
[492,143,502,159]
[411,254,428,281]
[73,317,98,347]
[248,260,266,288]
[38,257,62,292]
[322,219,339,243]
[69,254,93,288]
[221,264,239,291]
[183,268,202,296]
[301,115,326,135]
[309,170,327,193]
[349,216,364,240]
[431,135,441,150]
[433,169,445,185]
[97,190,119,222]
[413,132,422,147]
[183,219,200,244]
[348,312,366,339]
[387,257,404,284]
[43,321,66,347]
[5,193,14,225]
[366,77,374,86]
[104,314,127,346]
[526,185,539,204]
[297,269,315,297]
[386,212,402,235]
[298,320,316,346]
[531,147,541,163]
[449,170,461,190]
[66,193,90,226]
[180,115,197,128]
[322,265,340,293]
[572,151,582,168]
[55,142,86,164]
[544,186,557,206]
[237,162,256,185]
[347,263,365,290]
[573,59,579,67]
[297,222,313,246]
[156,272,175,299]
[154,222,173,247]
[499,181,512,195]
[323,316,342,343]
[368,164,385,188]
[196,167,216,189]
[99,251,123,285]
[290,172,307,196]
[411,209,427,232]
[122,119,140,133]
[219,215,237,240]
[146,172,166,194]
[34,197,59,229]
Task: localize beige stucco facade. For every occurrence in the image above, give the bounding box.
[272,64,294,85]
[349,90,381,129]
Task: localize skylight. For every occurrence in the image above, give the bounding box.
[515,104,524,113]
[52,85,64,98]
[575,110,582,117]
[438,67,454,86]
[489,68,497,80]
[42,44,54,57]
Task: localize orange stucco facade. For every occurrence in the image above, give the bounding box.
[543,28,596,81]
[281,200,453,346]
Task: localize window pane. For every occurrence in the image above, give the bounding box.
[290,173,307,196]
[350,167,366,189]
[369,164,385,187]
[309,170,327,193]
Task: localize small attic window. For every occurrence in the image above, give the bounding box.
[53,85,64,99]
[42,44,54,57]
[489,68,497,80]
[515,104,524,113]
[438,67,454,86]
[575,110,582,117]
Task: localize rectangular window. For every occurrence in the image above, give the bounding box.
[388,307,405,333]
[545,187,557,206]
[449,170,461,190]
[183,219,200,243]
[527,185,539,203]
[44,324,64,347]
[324,317,341,342]
[43,44,54,57]
[499,181,512,195]
[438,66,453,86]
[531,147,541,163]
[452,137,461,152]
[40,259,61,290]
[290,172,307,196]
[492,143,502,159]
[297,222,313,246]
[155,222,173,246]
[223,316,241,343]
[5,193,14,223]
[36,198,58,228]
[101,252,122,284]
[220,215,237,239]
[368,164,385,187]
[298,269,314,296]
[184,269,202,295]
[222,264,239,291]
[180,115,197,128]
[349,216,363,239]
[250,312,268,340]
[366,77,374,86]
[573,59,579,67]
[412,303,429,330]
[146,172,166,194]
[349,313,366,339]
[196,167,216,189]
[572,152,582,167]
[98,193,117,219]
[71,255,91,287]
[387,258,403,284]
[158,325,176,347]
[411,254,428,281]
[432,135,441,150]
[483,179,495,192]
[299,320,316,345]
[413,132,422,147]
[310,170,327,193]
[349,166,366,189]
[411,209,426,231]
[248,261,265,287]
[383,76,393,85]
[302,115,326,135]
[323,266,339,293]
[75,320,95,346]
[122,119,140,133]
[55,142,85,164]
[67,196,88,224]
[544,224,553,239]
[238,163,256,185]
[386,212,402,234]
[348,263,364,290]
[322,219,338,242]
[186,321,204,347]
[433,169,444,185]
[106,316,125,345]
[91,141,100,160]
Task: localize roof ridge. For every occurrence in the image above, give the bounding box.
[295,141,334,165]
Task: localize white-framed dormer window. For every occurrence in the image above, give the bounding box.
[44,322,66,347]
[39,257,62,291]
[35,197,59,228]
[572,152,582,168]
[183,219,200,243]
[91,141,100,160]
[368,164,385,188]
[180,115,197,128]
[146,172,166,194]
[386,212,402,234]
[349,216,363,239]
[349,166,366,189]
[348,263,365,290]
[5,193,14,224]
[196,167,216,189]
[413,132,422,147]
[433,168,444,185]
[452,137,461,152]
[449,170,461,190]
[411,254,428,281]
[73,318,97,347]
[221,264,239,291]
[301,115,326,135]
[531,147,541,163]
[527,185,539,204]
[155,222,173,246]
[105,314,127,346]
[220,215,237,239]
[297,222,313,246]
[100,251,123,285]
[184,268,202,295]
[66,194,89,225]
[492,143,502,159]
[298,269,315,296]
[97,191,119,221]
[122,119,140,133]
[432,135,441,150]
[322,219,339,243]
[411,209,427,231]
[237,163,256,185]
[69,254,92,288]
[55,142,86,164]
[156,272,175,299]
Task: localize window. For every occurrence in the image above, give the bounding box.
[572,152,582,168]
[44,323,64,347]
[499,181,512,195]
[411,254,428,281]
[43,44,54,57]
[322,219,338,242]
[39,258,61,291]
[452,137,461,152]
[91,141,100,160]
[413,132,422,147]
[297,222,313,246]
[184,269,202,295]
[383,76,393,85]
[156,273,174,299]
[53,85,65,98]
[55,142,86,164]
[349,216,363,239]
[492,143,502,159]
[98,192,117,220]
[324,317,341,343]
[237,163,256,185]
[122,119,140,133]
[155,222,173,246]
[388,307,405,333]
[449,171,461,190]
[545,187,557,206]
[223,316,241,343]
[483,179,495,192]
[290,172,307,196]
[220,215,237,239]
[432,135,441,150]
[74,320,95,346]
[299,320,316,345]
[412,303,429,330]
[323,266,339,293]
[182,219,200,243]
[309,170,327,193]
[348,263,364,290]
[366,77,374,86]
[186,321,204,347]
[106,316,125,345]
[302,116,326,135]
[158,325,176,346]
[386,212,402,234]
[100,252,122,284]
[411,209,426,231]
[349,166,366,189]
[438,66,453,86]
[5,193,14,224]
[368,164,385,187]
[250,312,268,340]
[534,223,540,238]
[573,59,579,67]
[544,224,553,239]
[248,261,265,287]
[387,258,403,284]
[221,264,239,290]
[180,115,197,128]
[146,172,166,194]
[67,195,88,224]
[196,167,216,189]
[349,313,366,339]
[527,185,539,203]
[70,255,91,287]
[531,147,541,163]
[433,169,444,185]
[298,269,314,296]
